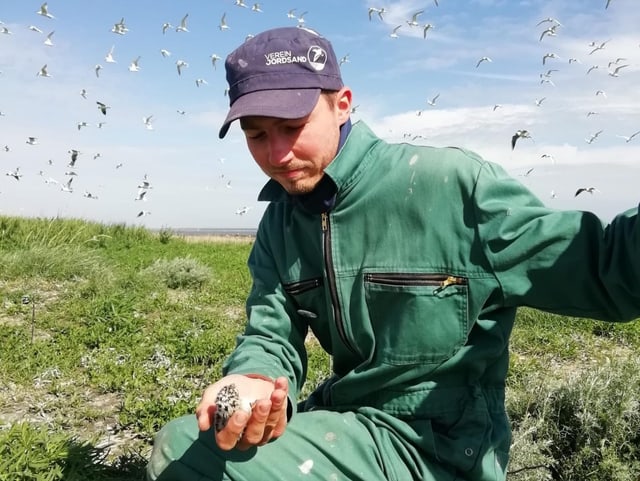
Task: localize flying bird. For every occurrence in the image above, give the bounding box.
[36,3,55,19]
[406,10,424,28]
[176,59,189,75]
[43,30,54,46]
[476,56,492,68]
[61,177,73,193]
[585,130,603,144]
[511,130,532,150]
[161,22,173,34]
[542,52,560,65]
[128,56,142,72]
[389,25,402,38]
[368,7,386,21]
[616,130,640,143]
[96,101,109,115]
[176,14,189,32]
[296,11,308,25]
[608,64,628,77]
[219,13,230,31]
[112,18,128,35]
[575,187,599,197]
[539,24,559,42]
[536,17,562,27]
[105,45,116,63]
[134,189,148,201]
[5,167,22,181]
[589,40,610,55]
[427,93,440,106]
[68,149,80,167]
[36,64,51,77]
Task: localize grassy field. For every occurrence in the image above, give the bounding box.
[1,215,639,480]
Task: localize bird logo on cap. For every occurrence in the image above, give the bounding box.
[307,46,327,71]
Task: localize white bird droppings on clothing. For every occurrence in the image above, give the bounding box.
[298,459,314,474]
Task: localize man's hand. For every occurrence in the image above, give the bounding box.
[196,374,289,451]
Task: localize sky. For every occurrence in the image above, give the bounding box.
[0,0,639,230]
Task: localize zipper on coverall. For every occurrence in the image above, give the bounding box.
[321,212,358,356]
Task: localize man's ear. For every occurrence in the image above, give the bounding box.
[336,87,353,122]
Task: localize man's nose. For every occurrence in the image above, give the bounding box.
[267,136,293,166]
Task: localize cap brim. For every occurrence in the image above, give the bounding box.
[218,88,321,138]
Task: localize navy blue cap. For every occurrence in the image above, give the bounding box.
[219,27,344,138]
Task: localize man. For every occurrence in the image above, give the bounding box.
[147,27,640,481]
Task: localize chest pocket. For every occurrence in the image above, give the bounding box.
[364,272,470,366]
[283,277,331,351]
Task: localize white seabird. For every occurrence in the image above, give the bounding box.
[43,30,54,46]
[111,18,128,35]
[105,45,116,63]
[36,3,55,19]
[176,59,189,75]
[176,14,189,32]
[36,64,51,77]
[476,56,492,68]
[219,13,229,31]
[616,130,640,143]
[128,56,141,72]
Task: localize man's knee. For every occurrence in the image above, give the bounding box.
[146,415,199,480]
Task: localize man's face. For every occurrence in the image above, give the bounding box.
[240,88,351,195]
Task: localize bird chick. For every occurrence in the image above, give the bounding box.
[214,383,255,432]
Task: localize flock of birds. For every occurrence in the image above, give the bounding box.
[370,1,637,201]
[0,1,638,225]
[1,2,291,222]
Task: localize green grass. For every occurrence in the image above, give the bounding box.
[1,215,639,480]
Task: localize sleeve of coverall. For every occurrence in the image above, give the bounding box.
[472,160,640,321]
[221,226,308,418]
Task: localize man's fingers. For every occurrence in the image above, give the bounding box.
[216,410,249,451]
[237,400,270,449]
[196,404,215,432]
[273,376,289,393]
